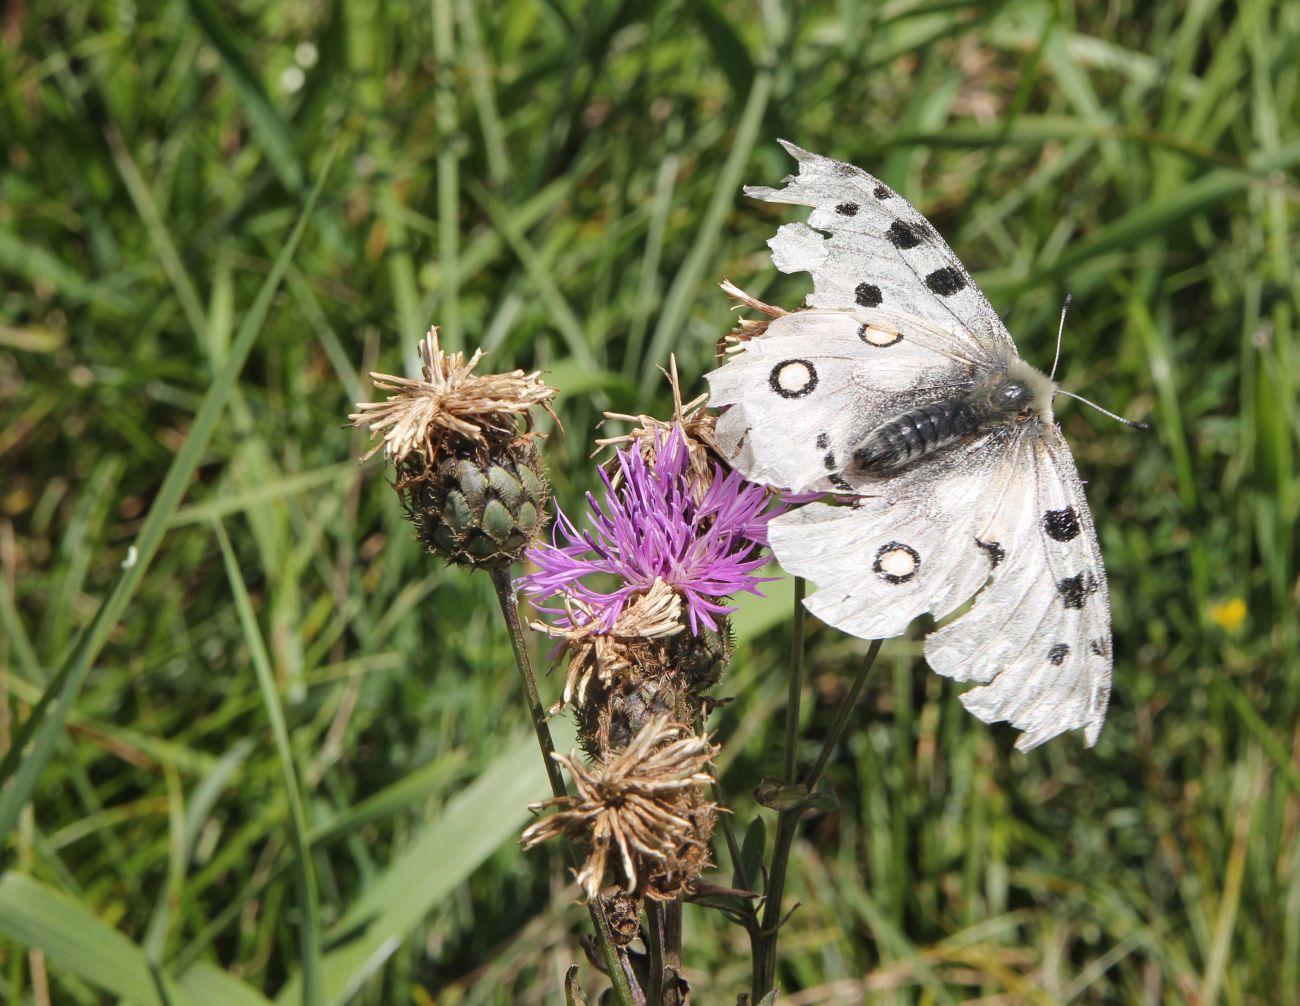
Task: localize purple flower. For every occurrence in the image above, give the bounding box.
[520,429,780,635]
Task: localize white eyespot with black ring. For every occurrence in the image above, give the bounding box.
[769,359,819,399]
[873,541,920,584]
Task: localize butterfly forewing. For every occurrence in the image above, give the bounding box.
[709,309,971,493]
[745,140,1013,366]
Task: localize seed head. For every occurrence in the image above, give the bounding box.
[350,328,559,567]
[350,327,557,464]
[521,715,718,901]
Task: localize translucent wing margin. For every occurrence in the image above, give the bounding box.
[924,426,1112,749]
[745,140,1015,367]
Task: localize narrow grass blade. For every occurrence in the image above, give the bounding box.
[640,62,772,393]
[0,153,332,849]
[216,520,322,1005]
[184,0,306,194]
[274,719,576,1006]
[0,872,227,1006]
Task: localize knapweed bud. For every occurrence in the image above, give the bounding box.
[350,327,558,568]
[400,447,549,567]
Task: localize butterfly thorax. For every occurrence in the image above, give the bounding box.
[853,357,1056,474]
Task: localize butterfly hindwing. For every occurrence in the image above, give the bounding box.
[766,432,1023,639]
[745,140,1013,365]
[925,427,1112,749]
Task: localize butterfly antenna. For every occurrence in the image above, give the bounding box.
[1054,389,1152,430]
[1049,293,1071,381]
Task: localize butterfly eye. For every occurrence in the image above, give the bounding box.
[995,379,1031,413]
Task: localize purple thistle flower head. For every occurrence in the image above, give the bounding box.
[520,428,781,635]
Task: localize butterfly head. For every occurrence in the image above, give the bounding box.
[974,358,1056,427]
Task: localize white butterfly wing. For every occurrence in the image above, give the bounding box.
[767,424,1111,750]
[925,427,1112,749]
[765,429,1027,640]
[707,308,973,493]
[746,140,1014,366]
[710,142,1117,749]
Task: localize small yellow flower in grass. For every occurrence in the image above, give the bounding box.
[349,327,559,568]
[1210,597,1246,631]
[521,715,719,901]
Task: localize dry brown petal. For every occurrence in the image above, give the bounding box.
[532,579,685,711]
[520,716,719,900]
[349,326,558,464]
[595,355,720,498]
[717,278,787,349]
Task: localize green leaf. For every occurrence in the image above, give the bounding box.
[0,873,269,1006]
[275,718,577,1006]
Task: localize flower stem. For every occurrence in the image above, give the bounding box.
[488,565,567,802]
[805,639,882,793]
[646,901,665,1003]
[752,639,883,999]
[488,565,636,1006]
[782,577,806,783]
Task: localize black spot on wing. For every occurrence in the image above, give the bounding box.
[1043,506,1081,542]
[1057,571,1099,610]
[872,184,891,200]
[829,473,854,492]
[924,267,966,296]
[815,432,830,449]
[975,538,1005,567]
[1089,636,1111,658]
[886,220,922,249]
[873,541,920,584]
[822,452,836,471]
[857,323,902,348]
[1047,642,1070,665]
[835,202,859,216]
[854,282,882,307]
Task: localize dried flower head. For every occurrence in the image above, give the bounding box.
[718,278,786,348]
[521,716,718,900]
[349,327,557,464]
[349,328,559,568]
[535,577,685,709]
[596,356,720,498]
[520,427,779,635]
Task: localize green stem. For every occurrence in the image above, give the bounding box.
[752,639,883,1000]
[591,898,640,1006]
[783,578,806,783]
[645,900,665,1004]
[487,565,636,1006]
[664,896,683,976]
[488,565,567,801]
[805,640,882,793]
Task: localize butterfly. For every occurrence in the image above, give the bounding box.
[706,141,1118,750]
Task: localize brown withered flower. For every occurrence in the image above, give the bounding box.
[718,277,786,347]
[349,327,558,568]
[534,577,685,710]
[521,715,719,901]
[595,356,721,500]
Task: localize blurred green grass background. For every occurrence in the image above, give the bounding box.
[1,1,1297,1003]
